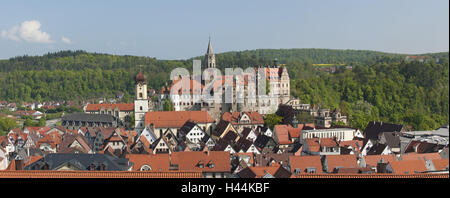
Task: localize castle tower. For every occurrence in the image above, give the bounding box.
[280,66,290,104]
[205,38,216,69]
[134,70,149,132]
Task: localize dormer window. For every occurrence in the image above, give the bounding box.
[306,167,316,173]
[197,161,204,168]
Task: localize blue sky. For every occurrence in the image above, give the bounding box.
[0,0,448,59]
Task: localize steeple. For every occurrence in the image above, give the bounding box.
[207,37,214,55]
[205,37,216,68]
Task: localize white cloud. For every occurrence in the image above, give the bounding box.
[1,25,21,41]
[1,20,52,43]
[61,36,72,44]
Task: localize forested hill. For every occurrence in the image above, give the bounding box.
[197,48,408,67]
[0,49,448,131]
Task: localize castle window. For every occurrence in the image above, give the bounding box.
[139,93,143,98]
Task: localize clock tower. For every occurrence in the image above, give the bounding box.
[134,70,148,132]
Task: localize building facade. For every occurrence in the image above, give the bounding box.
[158,39,291,118]
[135,71,149,132]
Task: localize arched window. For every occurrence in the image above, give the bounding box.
[140,164,152,171]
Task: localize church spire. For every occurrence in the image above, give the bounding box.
[206,36,214,55]
[205,37,216,68]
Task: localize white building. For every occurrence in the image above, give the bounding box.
[134,71,149,133]
[301,128,360,142]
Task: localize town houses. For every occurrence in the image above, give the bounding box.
[0,40,448,178]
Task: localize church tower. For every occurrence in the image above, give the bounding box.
[134,70,149,132]
[205,38,216,68]
[280,66,290,104]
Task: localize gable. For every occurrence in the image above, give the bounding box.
[70,140,84,150]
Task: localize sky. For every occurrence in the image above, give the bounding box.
[0,0,448,60]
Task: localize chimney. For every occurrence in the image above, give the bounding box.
[15,160,24,170]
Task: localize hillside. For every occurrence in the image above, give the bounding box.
[0,49,448,130]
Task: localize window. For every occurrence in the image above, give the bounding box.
[139,93,143,98]
[140,165,152,171]
[140,106,143,111]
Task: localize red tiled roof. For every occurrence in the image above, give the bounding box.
[306,139,321,152]
[171,151,231,173]
[364,155,397,167]
[339,140,363,150]
[291,173,449,178]
[390,160,428,174]
[126,154,170,171]
[320,138,339,147]
[247,165,284,178]
[274,125,293,145]
[289,155,323,174]
[85,103,134,111]
[37,132,62,148]
[400,152,441,161]
[0,171,202,178]
[222,112,264,125]
[325,155,358,172]
[145,111,214,129]
[432,159,449,171]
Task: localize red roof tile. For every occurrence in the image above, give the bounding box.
[171,151,231,173]
[325,155,358,172]
[400,153,441,161]
[0,171,202,178]
[289,155,323,174]
[222,112,264,125]
[85,103,134,111]
[432,159,449,171]
[126,154,170,171]
[364,155,397,167]
[145,111,214,129]
[390,160,428,174]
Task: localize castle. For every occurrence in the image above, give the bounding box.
[156,39,291,120]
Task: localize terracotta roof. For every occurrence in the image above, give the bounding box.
[222,112,264,125]
[320,138,339,147]
[274,125,293,145]
[85,103,134,111]
[37,132,62,148]
[339,140,363,150]
[167,78,204,95]
[336,167,374,174]
[432,159,449,171]
[24,126,46,133]
[289,155,323,174]
[400,152,441,161]
[145,111,214,129]
[171,151,231,173]
[325,155,358,173]
[238,165,292,178]
[364,155,397,168]
[390,160,428,174]
[0,171,202,178]
[126,154,170,171]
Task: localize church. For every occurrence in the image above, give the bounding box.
[156,39,291,119]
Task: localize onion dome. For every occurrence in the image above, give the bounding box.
[135,71,146,83]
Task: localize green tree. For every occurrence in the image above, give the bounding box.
[163,98,173,111]
[0,117,17,135]
[264,114,283,130]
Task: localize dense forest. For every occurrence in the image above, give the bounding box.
[0,49,448,131]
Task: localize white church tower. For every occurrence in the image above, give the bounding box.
[134,70,148,132]
[205,37,216,69]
